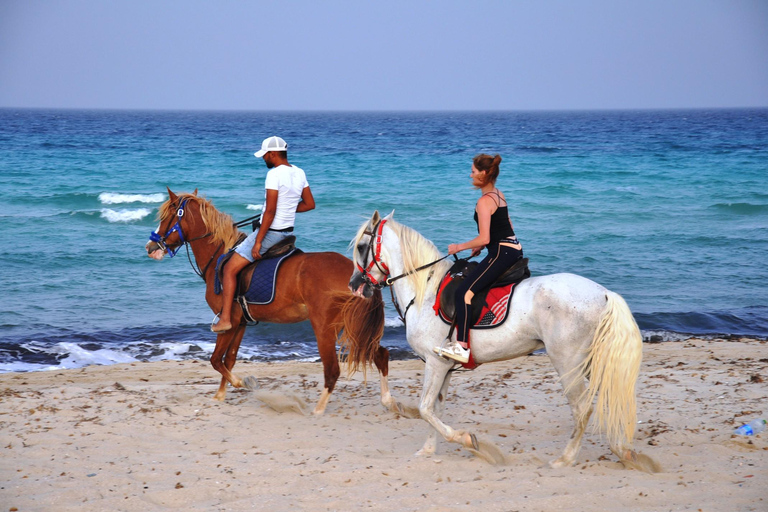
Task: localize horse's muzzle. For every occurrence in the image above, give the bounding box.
[145,241,165,261]
[349,273,374,299]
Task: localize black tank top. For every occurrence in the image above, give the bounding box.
[474,204,515,241]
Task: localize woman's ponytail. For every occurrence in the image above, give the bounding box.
[473,153,502,186]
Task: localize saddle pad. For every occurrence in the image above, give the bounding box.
[242,248,299,305]
[434,273,520,329]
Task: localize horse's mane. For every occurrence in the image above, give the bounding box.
[157,194,241,249]
[353,216,451,308]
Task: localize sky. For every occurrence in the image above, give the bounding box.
[1,0,767,111]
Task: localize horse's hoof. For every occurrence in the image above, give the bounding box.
[548,457,573,469]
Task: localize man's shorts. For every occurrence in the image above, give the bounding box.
[234,228,292,263]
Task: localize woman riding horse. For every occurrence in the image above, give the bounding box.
[438,153,524,363]
[348,211,658,471]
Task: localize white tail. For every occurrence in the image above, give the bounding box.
[573,291,643,450]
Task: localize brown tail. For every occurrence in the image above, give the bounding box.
[334,289,385,377]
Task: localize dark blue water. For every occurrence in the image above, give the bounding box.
[1,108,767,372]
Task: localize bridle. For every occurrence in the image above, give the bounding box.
[357,218,450,326]
[357,219,449,290]
[356,219,392,289]
[149,198,219,280]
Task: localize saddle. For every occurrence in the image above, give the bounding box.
[236,236,297,296]
[437,257,530,324]
[214,236,298,297]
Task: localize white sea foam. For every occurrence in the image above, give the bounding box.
[99,192,165,205]
[246,204,263,211]
[385,315,405,328]
[100,208,152,223]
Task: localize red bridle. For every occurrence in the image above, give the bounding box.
[356,219,391,288]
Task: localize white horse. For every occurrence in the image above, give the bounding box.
[346,211,659,471]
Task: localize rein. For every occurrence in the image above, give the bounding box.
[358,219,448,326]
[358,219,449,290]
[151,201,263,282]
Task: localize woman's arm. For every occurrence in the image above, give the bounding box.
[447,195,494,255]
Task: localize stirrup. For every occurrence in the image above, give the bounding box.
[434,339,470,364]
[210,313,231,333]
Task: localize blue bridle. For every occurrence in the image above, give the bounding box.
[149,198,189,257]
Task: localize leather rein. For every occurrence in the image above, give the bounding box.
[357,219,449,324]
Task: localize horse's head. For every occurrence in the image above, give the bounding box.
[349,210,392,298]
[146,188,203,260]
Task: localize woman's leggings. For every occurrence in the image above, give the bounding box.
[454,243,523,345]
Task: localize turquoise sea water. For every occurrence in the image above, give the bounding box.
[1,108,766,372]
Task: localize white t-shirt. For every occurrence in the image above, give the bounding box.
[263,164,309,230]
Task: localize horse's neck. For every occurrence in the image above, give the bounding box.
[190,237,227,284]
[386,235,442,312]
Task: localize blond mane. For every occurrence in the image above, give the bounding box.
[157,193,241,249]
[353,216,451,307]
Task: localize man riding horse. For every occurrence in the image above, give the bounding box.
[212,136,316,333]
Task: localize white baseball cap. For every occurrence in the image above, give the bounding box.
[254,136,288,158]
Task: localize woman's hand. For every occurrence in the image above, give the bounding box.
[470,247,482,258]
[448,243,462,255]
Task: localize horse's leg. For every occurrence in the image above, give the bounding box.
[373,346,420,418]
[210,324,246,401]
[416,366,453,456]
[417,359,476,454]
[311,321,341,415]
[548,356,593,468]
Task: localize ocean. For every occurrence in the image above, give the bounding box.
[1,108,767,373]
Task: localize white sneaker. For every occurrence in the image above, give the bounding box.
[434,341,470,364]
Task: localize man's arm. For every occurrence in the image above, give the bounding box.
[253,189,278,259]
[296,186,315,212]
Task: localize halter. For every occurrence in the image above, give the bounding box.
[149,198,218,280]
[356,219,391,289]
[357,219,450,290]
[149,198,191,257]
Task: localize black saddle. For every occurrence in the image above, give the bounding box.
[439,257,530,322]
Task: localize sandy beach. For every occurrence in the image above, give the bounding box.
[1,337,766,511]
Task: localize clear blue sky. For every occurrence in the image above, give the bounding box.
[1,0,766,111]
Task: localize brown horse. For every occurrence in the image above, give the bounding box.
[145,189,410,415]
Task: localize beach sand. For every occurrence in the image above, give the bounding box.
[1,337,766,511]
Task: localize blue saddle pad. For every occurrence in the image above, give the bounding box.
[241,248,299,305]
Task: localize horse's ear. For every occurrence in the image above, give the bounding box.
[384,209,395,220]
[371,210,380,226]
[167,187,178,202]
[193,189,198,196]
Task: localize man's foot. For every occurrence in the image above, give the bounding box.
[211,320,232,333]
[434,341,470,364]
